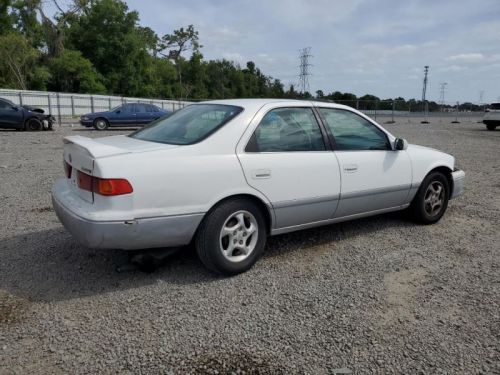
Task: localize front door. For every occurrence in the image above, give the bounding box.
[237,105,341,229]
[0,99,23,128]
[135,104,151,125]
[317,107,412,218]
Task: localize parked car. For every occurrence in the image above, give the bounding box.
[483,103,500,130]
[52,99,465,275]
[80,103,170,130]
[0,97,54,131]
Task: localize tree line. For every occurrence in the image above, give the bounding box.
[0,0,483,112]
[0,0,285,99]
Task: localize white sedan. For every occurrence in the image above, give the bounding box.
[52,99,465,274]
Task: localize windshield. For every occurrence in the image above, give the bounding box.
[130,104,243,145]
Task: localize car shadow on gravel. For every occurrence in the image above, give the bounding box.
[0,212,412,303]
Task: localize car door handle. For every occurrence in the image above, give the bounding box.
[251,169,271,179]
[343,164,358,173]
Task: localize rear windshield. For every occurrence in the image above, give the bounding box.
[490,103,500,110]
[130,104,243,145]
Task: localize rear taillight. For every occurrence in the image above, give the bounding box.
[64,160,72,178]
[93,178,133,196]
[77,170,133,196]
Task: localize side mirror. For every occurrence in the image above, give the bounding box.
[115,110,121,114]
[12,106,19,111]
[394,138,408,151]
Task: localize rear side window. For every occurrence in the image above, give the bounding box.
[130,104,242,145]
[319,108,390,151]
[246,107,325,152]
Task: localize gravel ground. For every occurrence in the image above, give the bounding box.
[0,118,499,374]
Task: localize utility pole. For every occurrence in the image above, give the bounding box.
[298,47,312,95]
[479,90,484,105]
[421,66,430,123]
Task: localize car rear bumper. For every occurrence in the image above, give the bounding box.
[450,169,465,199]
[51,179,204,250]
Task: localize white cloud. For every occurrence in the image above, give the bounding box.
[221,52,245,64]
[446,53,484,63]
[127,0,500,102]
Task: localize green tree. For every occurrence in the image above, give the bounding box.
[159,25,201,98]
[47,49,105,93]
[0,32,43,89]
[0,0,14,35]
[67,0,153,95]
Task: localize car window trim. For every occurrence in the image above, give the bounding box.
[244,106,331,153]
[315,106,392,151]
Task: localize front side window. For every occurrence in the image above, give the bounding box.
[246,107,325,152]
[130,104,242,145]
[319,108,390,151]
[0,99,12,109]
[121,104,134,113]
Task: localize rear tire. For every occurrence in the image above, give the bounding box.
[25,118,42,131]
[486,123,497,131]
[195,198,267,275]
[93,118,109,130]
[409,172,450,224]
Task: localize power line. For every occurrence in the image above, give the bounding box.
[421,65,429,103]
[298,47,312,94]
[439,82,448,106]
[421,66,430,123]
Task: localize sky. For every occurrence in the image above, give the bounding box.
[58,0,500,102]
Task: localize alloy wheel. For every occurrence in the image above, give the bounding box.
[219,210,258,263]
[424,181,445,217]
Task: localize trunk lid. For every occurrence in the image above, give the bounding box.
[63,135,177,203]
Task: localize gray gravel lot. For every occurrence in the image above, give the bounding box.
[0,118,499,374]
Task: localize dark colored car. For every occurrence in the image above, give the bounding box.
[0,97,55,131]
[80,103,170,130]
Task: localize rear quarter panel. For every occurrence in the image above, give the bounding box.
[93,146,271,220]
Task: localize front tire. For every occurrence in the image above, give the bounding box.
[93,118,109,131]
[195,198,267,275]
[25,118,42,131]
[409,172,450,224]
[486,123,497,131]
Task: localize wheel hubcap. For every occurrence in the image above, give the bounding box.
[424,181,445,217]
[219,210,258,263]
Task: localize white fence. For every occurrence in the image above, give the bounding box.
[0,89,190,120]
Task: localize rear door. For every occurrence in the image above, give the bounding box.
[317,107,412,218]
[237,104,341,229]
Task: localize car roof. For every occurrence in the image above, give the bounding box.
[198,98,355,112]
